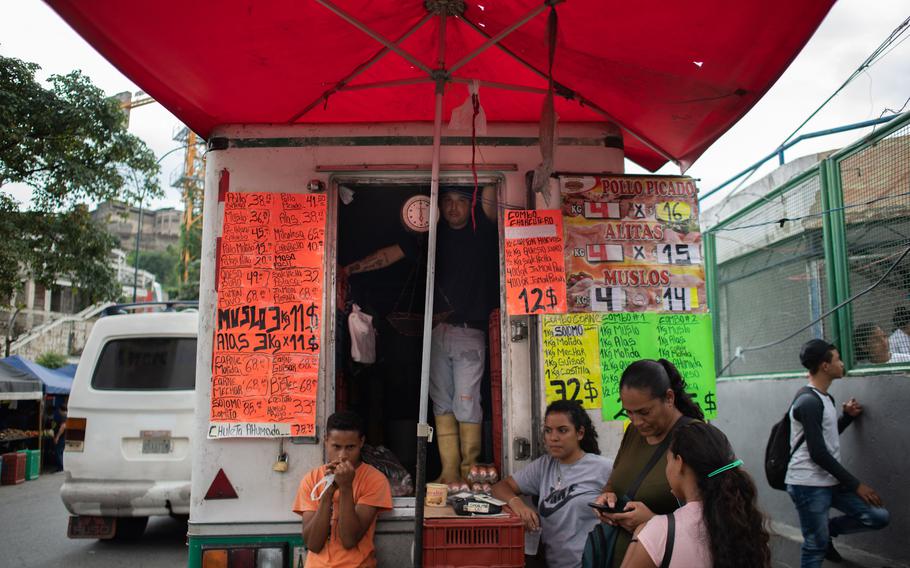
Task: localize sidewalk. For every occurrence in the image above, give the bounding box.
[771,522,908,568]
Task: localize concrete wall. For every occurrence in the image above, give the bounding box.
[714,374,910,563]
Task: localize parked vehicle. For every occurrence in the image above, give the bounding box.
[61,303,198,540]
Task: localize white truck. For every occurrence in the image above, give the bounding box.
[188,122,632,567]
[63,306,197,540]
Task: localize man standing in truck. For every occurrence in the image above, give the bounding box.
[294,411,393,567]
[343,185,499,483]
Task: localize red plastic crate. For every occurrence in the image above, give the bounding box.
[1,452,26,485]
[423,510,524,568]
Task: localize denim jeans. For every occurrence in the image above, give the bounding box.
[429,323,485,423]
[787,484,890,568]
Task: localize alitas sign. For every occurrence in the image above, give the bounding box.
[560,175,706,314]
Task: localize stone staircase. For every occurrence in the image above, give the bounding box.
[8,302,115,361]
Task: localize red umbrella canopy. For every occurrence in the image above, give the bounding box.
[47,0,834,172]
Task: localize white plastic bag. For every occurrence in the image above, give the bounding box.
[348,303,376,364]
[448,80,487,135]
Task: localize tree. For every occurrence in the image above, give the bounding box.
[177,259,201,300]
[127,247,181,287]
[0,55,161,302]
[36,351,68,369]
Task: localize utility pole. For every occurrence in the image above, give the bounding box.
[132,199,144,303]
[172,127,205,285]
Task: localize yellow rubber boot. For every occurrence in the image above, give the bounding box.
[433,414,462,484]
[459,422,482,480]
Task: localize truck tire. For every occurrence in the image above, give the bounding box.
[114,516,149,540]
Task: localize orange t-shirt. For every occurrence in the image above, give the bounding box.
[293,463,393,568]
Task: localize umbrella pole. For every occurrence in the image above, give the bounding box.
[414,26,448,568]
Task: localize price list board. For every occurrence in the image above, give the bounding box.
[542,314,602,409]
[209,192,326,439]
[542,313,717,421]
[503,209,567,315]
[599,313,716,421]
[559,175,706,314]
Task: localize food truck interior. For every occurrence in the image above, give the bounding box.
[334,182,502,486]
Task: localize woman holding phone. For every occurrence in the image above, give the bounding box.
[620,421,771,568]
[493,400,612,568]
[592,359,704,567]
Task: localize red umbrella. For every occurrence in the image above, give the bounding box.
[45,2,834,560]
[47,0,834,172]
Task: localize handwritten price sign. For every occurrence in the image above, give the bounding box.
[210,191,326,438]
[517,286,560,313]
[504,210,567,315]
[542,314,602,409]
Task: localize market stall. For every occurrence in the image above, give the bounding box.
[1,356,71,473]
[0,361,43,483]
[44,1,836,565]
[2,355,73,395]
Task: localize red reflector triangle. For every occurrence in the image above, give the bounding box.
[204,468,239,500]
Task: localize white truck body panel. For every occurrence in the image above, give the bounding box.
[190,122,626,542]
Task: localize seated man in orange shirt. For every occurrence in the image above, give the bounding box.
[293,411,393,567]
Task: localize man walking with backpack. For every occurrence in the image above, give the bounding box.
[786,339,889,567]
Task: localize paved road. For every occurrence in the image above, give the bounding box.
[0,471,187,568]
[3,472,904,568]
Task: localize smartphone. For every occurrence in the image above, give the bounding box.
[587,501,626,514]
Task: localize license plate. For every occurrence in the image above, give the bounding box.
[140,430,172,454]
[68,515,116,539]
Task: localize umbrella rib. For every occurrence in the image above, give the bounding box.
[448,3,549,75]
[342,77,434,91]
[288,12,434,122]
[450,77,547,94]
[460,16,549,82]
[314,0,433,75]
[458,15,679,166]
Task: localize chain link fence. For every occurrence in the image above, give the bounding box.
[706,112,910,376]
[838,119,910,366]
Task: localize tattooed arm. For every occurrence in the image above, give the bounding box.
[345,244,406,275]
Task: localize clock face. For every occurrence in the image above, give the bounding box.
[401,195,434,233]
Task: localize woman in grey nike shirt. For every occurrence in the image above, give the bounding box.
[493,400,613,568]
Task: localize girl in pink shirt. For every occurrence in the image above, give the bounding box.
[621,421,771,568]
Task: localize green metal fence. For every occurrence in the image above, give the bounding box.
[705,111,910,377]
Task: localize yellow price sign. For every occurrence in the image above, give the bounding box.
[656,201,692,223]
[542,314,602,410]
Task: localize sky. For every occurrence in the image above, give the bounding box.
[1,1,908,213]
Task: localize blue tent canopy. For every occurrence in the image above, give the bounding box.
[1,356,73,395]
[57,364,78,379]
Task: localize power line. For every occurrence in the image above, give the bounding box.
[702,15,910,205]
[719,244,910,375]
[779,15,910,149]
[710,188,910,233]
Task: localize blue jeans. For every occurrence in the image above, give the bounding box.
[429,323,485,423]
[787,484,890,568]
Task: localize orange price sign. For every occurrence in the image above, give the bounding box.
[210,192,326,438]
[503,210,567,315]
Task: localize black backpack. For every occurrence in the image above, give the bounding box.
[764,387,819,490]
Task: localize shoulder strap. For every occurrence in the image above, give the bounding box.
[626,417,692,500]
[788,387,823,459]
[659,512,675,568]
